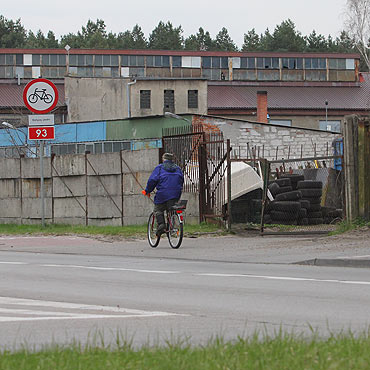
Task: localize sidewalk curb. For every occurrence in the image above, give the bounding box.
[294,258,370,268]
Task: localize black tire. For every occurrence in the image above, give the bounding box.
[302,197,321,205]
[167,212,183,249]
[275,178,291,187]
[271,210,299,221]
[307,217,324,225]
[298,208,307,218]
[307,211,323,218]
[300,188,322,198]
[263,214,272,224]
[308,203,322,212]
[147,213,160,248]
[276,186,293,194]
[268,182,280,197]
[275,190,302,201]
[298,218,308,225]
[271,201,301,213]
[297,180,323,189]
[280,174,305,182]
[299,200,310,209]
[43,93,53,104]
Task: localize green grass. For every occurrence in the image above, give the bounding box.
[329,218,370,236]
[1,332,370,369]
[0,222,224,238]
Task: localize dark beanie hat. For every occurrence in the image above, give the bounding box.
[163,153,174,161]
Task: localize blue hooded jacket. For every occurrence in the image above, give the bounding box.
[145,160,184,204]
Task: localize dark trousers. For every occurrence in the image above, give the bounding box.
[154,199,178,225]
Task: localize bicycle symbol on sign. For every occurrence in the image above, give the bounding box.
[28,88,54,104]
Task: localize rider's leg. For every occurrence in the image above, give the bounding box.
[154,204,166,236]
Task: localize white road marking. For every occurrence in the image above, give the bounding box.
[0,296,186,323]
[42,264,180,274]
[339,255,370,259]
[1,261,370,286]
[0,262,28,265]
[198,273,370,286]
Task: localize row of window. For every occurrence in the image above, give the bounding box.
[0,54,356,70]
[269,119,341,132]
[139,89,198,111]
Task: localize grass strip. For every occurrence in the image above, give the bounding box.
[0,222,224,238]
[1,332,370,369]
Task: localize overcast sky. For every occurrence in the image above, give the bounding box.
[3,0,348,47]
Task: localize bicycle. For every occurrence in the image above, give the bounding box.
[147,200,187,249]
[28,88,53,104]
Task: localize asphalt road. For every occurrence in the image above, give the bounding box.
[0,231,369,350]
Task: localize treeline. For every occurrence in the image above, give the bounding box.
[0,15,356,53]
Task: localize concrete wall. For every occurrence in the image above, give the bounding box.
[65,77,207,122]
[130,79,208,117]
[195,116,341,160]
[0,149,199,226]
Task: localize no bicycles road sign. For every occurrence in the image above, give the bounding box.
[23,78,59,114]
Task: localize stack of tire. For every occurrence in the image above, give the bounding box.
[266,178,304,225]
[296,180,323,225]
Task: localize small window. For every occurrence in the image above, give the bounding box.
[113,142,122,152]
[15,54,23,65]
[269,120,292,127]
[172,56,182,67]
[77,144,86,154]
[32,54,40,66]
[155,55,162,67]
[5,54,14,65]
[202,57,211,68]
[211,57,220,68]
[95,55,103,66]
[104,142,113,152]
[319,120,341,133]
[146,56,154,67]
[188,90,198,109]
[103,55,111,66]
[137,56,145,66]
[121,55,129,66]
[140,90,151,109]
[129,55,137,66]
[164,90,175,113]
[95,143,102,153]
[221,57,229,69]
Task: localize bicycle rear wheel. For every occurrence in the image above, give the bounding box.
[167,212,183,249]
[147,212,160,248]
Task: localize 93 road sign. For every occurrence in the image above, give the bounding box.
[28,126,55,141]
[23,78,59,114]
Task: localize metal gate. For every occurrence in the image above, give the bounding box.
[162,125,229,223]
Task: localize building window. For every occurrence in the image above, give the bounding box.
[172,56,182,67]
[257,57,279,69]
[282,58,303,69]
[240,57,255,69]
[140,90,151,109]
[164,90,175,113]
[304,58,326,69]
[319,120,341,133]
[328,58,347,70]
[188,90,198,109]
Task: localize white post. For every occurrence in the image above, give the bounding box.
[40,140,45,227]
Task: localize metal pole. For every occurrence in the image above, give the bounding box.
[226,139,232,232]
[40,140,45,227]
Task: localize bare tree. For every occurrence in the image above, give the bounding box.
[345,0,370,70]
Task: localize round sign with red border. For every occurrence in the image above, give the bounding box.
[23,78,59,114]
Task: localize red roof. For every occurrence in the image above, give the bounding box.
[0,82,65,108]
[208,73,370,111]
[0,48,361,59]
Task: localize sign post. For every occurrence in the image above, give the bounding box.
[23,78,58,227]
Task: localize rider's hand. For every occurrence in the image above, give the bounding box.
[142,190,150,197]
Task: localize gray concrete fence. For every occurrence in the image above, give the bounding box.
[0,148,199,226]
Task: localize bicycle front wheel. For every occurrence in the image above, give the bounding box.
[167,212,183,249]
[147,212,160,248]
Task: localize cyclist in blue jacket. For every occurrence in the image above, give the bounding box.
[144,153,184,236]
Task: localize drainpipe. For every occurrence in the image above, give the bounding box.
[126,79,137,118]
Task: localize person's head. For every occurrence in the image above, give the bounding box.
[162,152,174,162]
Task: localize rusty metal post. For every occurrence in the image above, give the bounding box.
[260,159,270,235]
[198,142,207,223]
[227,139,232,231]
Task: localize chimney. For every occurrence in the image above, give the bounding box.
[257,91,268,123]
